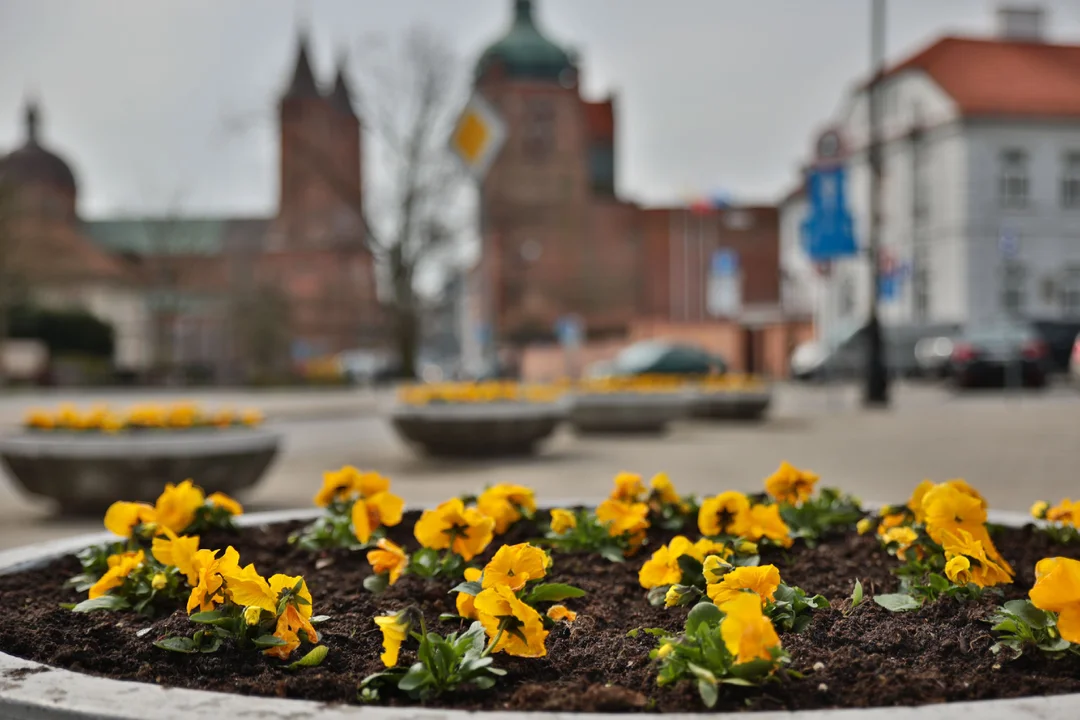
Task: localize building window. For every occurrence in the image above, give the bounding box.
[1062,152,1080,208]
[999,149,1029,208]
[1002,260,1026,315]
[523,97,555,161]
[1063,267,1080,317]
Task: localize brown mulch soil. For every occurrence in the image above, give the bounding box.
[3,513,1080,713]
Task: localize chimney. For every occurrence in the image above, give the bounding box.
[997,6,1046,41]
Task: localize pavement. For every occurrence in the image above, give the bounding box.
[1,381,1078,550]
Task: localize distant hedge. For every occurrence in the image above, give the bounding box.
[7,305,114,358]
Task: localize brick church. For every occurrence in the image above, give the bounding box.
[0,33,380,382]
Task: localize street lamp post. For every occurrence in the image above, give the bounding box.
[865,0,890,407]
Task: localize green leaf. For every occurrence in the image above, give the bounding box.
[363,574,389,594]
[646,585,671,607]
[685,602,724,636]
[807,594,830,610]
[70,595,131,613]
[599,546,626,563]
[1004,599,1051,630]
[928,573,951,593]
[697,679,719,708]
[154,636,196,653]
[525,583,586,604]
[676,554,705,580]
[719,677,755,686]
[449,581,483,596]
[189,611,225,624]
[626,628,640,638]
[873,593,921,612]
[851,579,864,608]
[288,645,329,669]
[253,634,288,648]
[398,664,433,693]
[310,615,331,624]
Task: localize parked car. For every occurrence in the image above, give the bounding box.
[790,323,961,381]
[605,340,727,377]
[948,322,1048,389]
[914,335,955,379]
[1070,332,1080,385]
[1030,320,1080,374]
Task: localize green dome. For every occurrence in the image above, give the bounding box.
[476,0,575,81]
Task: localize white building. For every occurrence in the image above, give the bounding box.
[780,7,1080,349]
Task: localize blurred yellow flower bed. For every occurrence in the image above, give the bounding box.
[23,403,264,433]
[397,382,566,406]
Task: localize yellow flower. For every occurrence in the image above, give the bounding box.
[220,562,277,613]
[103,501,156,538]
[939,529,1013,588]
[856,518,874,535]
[244,605,263,626]
[363,539,406,585]
[152,532,201,585]
[1031,501,1050,520]
[719,592,782,664]
[413,498,496,561]
[206,492,243,516]
[610,472,647,503]
[482,543,550,592]
[457,567,483,619]
[649,473,681,506]
[595,499,650,541]
[549,509,577,534]
[475,584,549,658]
[100,413,125,433]
[477,484,537,534]
[375,612,410,667]
[186,546,241,614]
[692,538,731,560]
[944,556,972,585]
[702,555,734,584]
[906,480,935,524]
[1047,499,1080,526]
[150,572,167,590]
[354,471,392,498]
[154,479,205,535]
[739,504,793,548]
[881,526,919,561]
[1029,557,1080,644]
[25,409,55,430]
[314,466,362,507]
[921,482,987,546]
[88,550,145,599]
[706,564,782,606]
[240,409,263,426]
[656,642,675,659]
[763,461,819,505]
[352,491,406,544]
[547,605,577,623]
[664,585,684,607]
[638,536,697,589]
[265,574,316,659]
[698,491,751,537]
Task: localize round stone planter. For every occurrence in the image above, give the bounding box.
[389,402,566,458]
[690,387,772,422]
[0,507,1072,719]
[569,391,691,435]
[0,429,281,514]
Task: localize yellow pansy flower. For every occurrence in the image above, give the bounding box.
[151,532,201,585]
[352,490,406,544]
[856,518,874,535]
[610,472,647,503]
[1031,501,1050,520]
[314,466,360,507]
[706,564,781,606]
[220,562,277,614]
[244,605,263,626]
[375,612,411,667]
[186,546,241,614]
[87,550,145,600]
[906,480,935,524]
[649,472,681,506]
[702,555,734,585]
[546,605,577,623]
[595,499,650,539]
[206,492,243,516]
[265,574,316,659]
[477,484,537,534]
[944,556,972,585]
[921,482,988,546]
[482,543,550,592]
[881,526,920,561]
[240,409,263,426]
[739,504,793,548]
[154,479,205,535]
[698,491,751,537]
[474,584,549,658]
[25,409,55,430]
[1047,499,1080,526]
[549,509,577,534]
[638,536,697,589]
[1029,556,1080,644]
[151,572,167,590]
[367,538,409,586]
[939,529,1013,588]
[413,498,496,562]
[103,501,156,538]
[719,592,782,664]
[763,461,819,506]
[457,567,483,619]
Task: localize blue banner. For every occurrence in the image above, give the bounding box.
[801,166,858,261]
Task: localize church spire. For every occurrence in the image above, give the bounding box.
[328,52,356,117]
[515,0,534,23]
[24,97,40,144]
[283,31,320,100]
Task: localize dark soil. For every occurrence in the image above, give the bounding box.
[2,513,1080,713]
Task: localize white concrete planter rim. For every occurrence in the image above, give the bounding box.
[0,507,1073,719]
[0,428,282,459]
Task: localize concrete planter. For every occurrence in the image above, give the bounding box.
[569,391,691,435]
[389,402,566,457]
[0,429,281,514]
[0,507,1072,719]
[690,387,772,421]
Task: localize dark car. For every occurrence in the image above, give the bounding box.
[609,340,727,377]
[949,322,1048,389]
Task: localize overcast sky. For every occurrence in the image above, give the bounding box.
[5,0,1080,218]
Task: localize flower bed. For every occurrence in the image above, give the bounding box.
[23,402,264,432]
[3,466,1080,716]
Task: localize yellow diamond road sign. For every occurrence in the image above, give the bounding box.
[450,93,506,181]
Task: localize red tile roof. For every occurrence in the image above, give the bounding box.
[888,36,1080,118]
[584,99,614,141]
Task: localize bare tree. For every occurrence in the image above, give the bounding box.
[290,26,471,378]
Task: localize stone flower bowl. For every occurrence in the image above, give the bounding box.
[0,507,1073,719]
[389,401,567,458]
[0,428,281,515]
[568,390,692,435]
[689,385,772,421]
